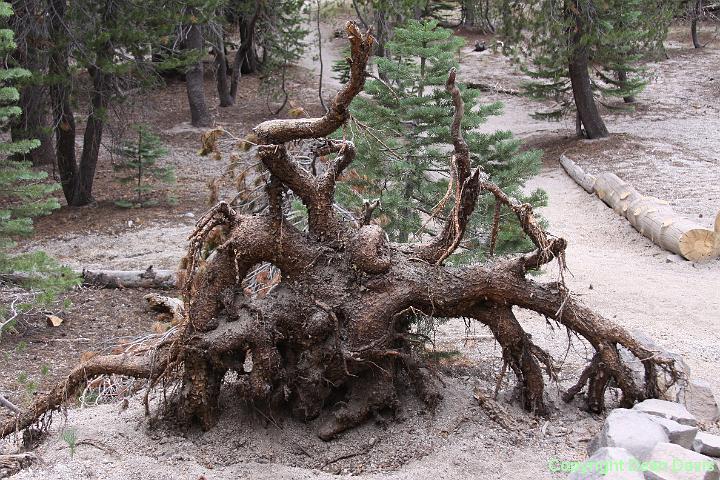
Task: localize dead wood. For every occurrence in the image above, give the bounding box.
[0,394,20,414]
[560,154,720,262]
[0,453,38,478]
[466,81,521,96]
[82,266,176,289]
[0,21,684,443]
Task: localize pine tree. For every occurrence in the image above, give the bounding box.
[255,0,308,110]
[0,0,57,248]
[0,1,79,333]
[113,124,175,208]
[501,0,679,138]
[338,19,544,262]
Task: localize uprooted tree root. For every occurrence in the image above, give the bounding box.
[1,22,684,442]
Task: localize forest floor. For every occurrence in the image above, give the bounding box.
[1,19,719,480]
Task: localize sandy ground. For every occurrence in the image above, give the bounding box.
[3,22,720,480]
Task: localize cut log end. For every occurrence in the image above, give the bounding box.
[679,228,718,262]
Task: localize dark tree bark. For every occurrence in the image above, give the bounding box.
[73,0,117,205]
[229,2,260,100]
[10,0,54,166]
[1,23,683,443]
[616,70,636,104]
[567,4,609,139]
[46,0,117,206]
[691,0,703,48]
[185,22,212,128]
[213,29,234,107]
[47,0,78,203]
[14,83,55,166]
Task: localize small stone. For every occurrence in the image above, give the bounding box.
[644,442,718,480]
[693,432,720,457]
[644,415,698,449]
[368,437,377,446]
[588,408,668,460]
[568,447,643,480]
[634,399,698,427]
[183,212,195,218]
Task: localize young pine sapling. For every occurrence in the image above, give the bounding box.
[113,125,175,208]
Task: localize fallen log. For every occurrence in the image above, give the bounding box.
[466,81,521,96]
[560,154,720,262]
[144,293,184,324]
[2,266,177,290]
[82,266,176,289]
[0,394,20,414]
[0,453,38,478]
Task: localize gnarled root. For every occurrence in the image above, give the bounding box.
[471,303,553,415]
[0,345,172,439]
[0,20,686,444]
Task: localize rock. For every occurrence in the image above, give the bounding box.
[644,442,718,480]
[589,408,669,460]
[693,432,720,457]
[568,447,644,480]
[644,415,699,449]
[681,380,720,424]
[634,399,698,427]
[618,330,691,400]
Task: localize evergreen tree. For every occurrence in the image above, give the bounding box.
[113,125,175,208]
[255,0,308,110]
[339,19,544,262]
[501,0,678,138]
[0,1,79,333]
[0,0,57,247]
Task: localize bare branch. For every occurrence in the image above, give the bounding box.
[416,68,481,264]
[253,22,373,144]
[0,347,172,439]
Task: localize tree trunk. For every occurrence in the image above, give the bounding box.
[616,70,636,104]
[229,3,260,100]
[72,68,110,206]
[213,30,233,107]
[186,22,212,128]
[238,13,259,75]
[14,82,55,166]
[567,7,608,139]
[463,0,477,28]
[691,0,702,48]
[70,1,116,206]
[10,0,54,166]
[47,0,78,204]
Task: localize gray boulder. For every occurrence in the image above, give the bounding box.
[634,399,698,427]
[589,408,669,460]
[693,432,720,458]
[618,330,691,400]
[644,442,719,480]
[645,415,699,450]
[568,447,643,480]
[680,380,720,424]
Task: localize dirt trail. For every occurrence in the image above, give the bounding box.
[4,23,719,480]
